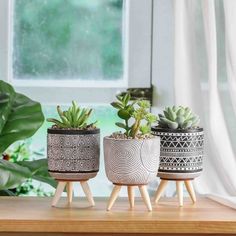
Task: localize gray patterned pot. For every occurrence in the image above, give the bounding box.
[104,136,160,185]
[151,127,204,180]
[47,128,100,180]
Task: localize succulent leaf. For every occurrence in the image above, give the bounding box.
[118,109,131,120]
[111,93,157,138]
[158,106,200,130]
[111,102,123,109]
[47,101,95,129]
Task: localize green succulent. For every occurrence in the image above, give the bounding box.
[157,106,200,130]
[111,93,157,138]
[47,101,96,129]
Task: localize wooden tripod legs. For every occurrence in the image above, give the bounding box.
[51,181,95,207]
[154,179,196,206]
[107,185,152,212]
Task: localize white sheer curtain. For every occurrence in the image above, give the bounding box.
[174,0,236,208]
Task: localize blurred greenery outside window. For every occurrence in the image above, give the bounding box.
[13,0,124,81]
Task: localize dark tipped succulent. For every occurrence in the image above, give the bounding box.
[157,106,200,130]
[47,101,96,129]
[111,93,158,138]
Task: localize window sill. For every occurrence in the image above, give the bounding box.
[0,197,235,235]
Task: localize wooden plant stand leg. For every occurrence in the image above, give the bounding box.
[184,180,196,203]
[138,185,152,212]
[127,186,135,208]
[52,181,67,207]
[66,182,73,204]
[107,185,121,211]
[80,181,95,206]
[154,179,168,204]
[176,181,183,207]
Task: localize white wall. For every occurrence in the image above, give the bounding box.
[152,0,174,113]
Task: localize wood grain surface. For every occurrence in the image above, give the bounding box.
[0,197,236,235]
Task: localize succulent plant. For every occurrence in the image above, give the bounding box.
[111,93,158,138]
[47,101,96,129]
[157,106,200,130]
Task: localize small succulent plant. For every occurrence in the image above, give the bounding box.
[157,106,200,130]
[111,93,158,138]
[47,101,96,129]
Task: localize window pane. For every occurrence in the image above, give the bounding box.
[13,0,124,81]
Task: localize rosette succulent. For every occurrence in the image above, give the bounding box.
[157,106,200,130]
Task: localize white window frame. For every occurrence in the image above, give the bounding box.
[0,0,153,104]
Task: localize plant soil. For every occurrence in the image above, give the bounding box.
[110,132,154,140]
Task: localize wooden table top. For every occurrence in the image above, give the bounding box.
[0,197,236,235]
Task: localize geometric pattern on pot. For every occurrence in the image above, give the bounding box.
[47,130,100,175]
[151,128,204,180]
[104,136,160,185]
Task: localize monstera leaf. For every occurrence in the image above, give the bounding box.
[0,80,44,154]
[0,159,57,191]
[0,160,31,190]
[18,159,57,189]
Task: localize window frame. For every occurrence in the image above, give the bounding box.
[0,0,153,104]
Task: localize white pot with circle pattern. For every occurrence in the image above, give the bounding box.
[47,128,100,181]
[103,136,160,185]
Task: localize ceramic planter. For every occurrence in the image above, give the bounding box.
[151,127,204,180]
[103,136,160,185]
[47,128,100,180]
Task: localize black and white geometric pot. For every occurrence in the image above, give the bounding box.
[151,127,204,180]
[104,136,160,211]
[47,128,100,181]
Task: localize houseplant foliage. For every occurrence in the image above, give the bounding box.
[47,101,100,181]
[104,93,160,211]
[111,93,158,138]
[157,106,200,130]
[0,80,56,195]
[0,80,44,154]
[47,101,96,129]
[152,105,204,180]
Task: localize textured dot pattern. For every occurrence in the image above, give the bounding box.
[47,132,100,178]
[104,137,160,185]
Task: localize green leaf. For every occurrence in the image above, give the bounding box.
[116,95,123,102]
[167,107,177,121]
[177,107,185,116]
[140,125,150,135]
[18,159,57,189]
[163,110,171,120]
[0,80,45,154]
[118,109,131,120]
[182,120,192,129]
[115,122,127,129]
[47,118,67,128]
[111,102,123,109]
[146,113,157,124]
[0,160,31,190]
[123,93,131,106]
[160,117,178,129]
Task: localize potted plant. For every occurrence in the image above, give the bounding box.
[151,106,204,206]
[104,93,160,211]
[47,101,100,206]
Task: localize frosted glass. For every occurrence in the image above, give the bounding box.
[13,0,123,80]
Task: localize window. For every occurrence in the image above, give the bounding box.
[1,0,153,104]
[0,0,153,196]
[13,0,124,82]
